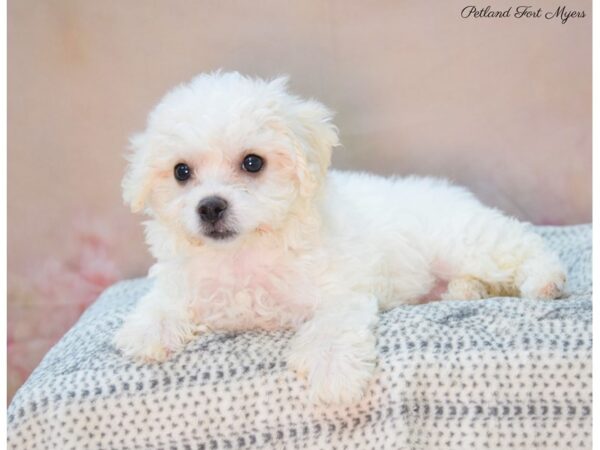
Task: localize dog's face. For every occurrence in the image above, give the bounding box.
[123,72,338,246]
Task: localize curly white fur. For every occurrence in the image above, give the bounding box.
[114,71,566,404]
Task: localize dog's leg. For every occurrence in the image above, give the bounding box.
[445,214,566,300]
[113,273,196,362]
[287,292,378,404]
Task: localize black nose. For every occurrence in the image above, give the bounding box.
[197,196,228,224]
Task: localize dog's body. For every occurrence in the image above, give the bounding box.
[115,72,566,403]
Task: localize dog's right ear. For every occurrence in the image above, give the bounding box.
[122,133,154,213]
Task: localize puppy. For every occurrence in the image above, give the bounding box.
[114,72,566,404]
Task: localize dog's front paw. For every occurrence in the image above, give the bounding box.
[113,312,194,363]
[287,324,376,404]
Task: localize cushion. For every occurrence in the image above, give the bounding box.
[8,225,592,450]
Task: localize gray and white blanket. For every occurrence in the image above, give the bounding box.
[8,225,592,450]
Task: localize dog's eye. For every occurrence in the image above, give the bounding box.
[174,163,192,182]
[241,154,264,173]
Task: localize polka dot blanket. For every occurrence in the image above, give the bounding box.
[8,225,592,450]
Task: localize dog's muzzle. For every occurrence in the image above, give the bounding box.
[197,196,237,240]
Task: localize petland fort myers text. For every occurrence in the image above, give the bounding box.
[461,6,585,24]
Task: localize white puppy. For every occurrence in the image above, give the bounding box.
[114,72,566,404]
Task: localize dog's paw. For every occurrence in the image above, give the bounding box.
[520,270,567,300]
[442,277,489,300]
[113,312,194,363]
[287,325,376,404]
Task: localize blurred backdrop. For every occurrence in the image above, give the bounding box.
[8,0,591,400]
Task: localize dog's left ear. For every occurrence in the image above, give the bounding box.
[286,95,340,198]
[122,133,155,213]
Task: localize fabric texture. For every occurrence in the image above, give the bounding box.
[8,225,592,450]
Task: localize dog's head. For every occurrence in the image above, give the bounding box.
[123,72,338,247]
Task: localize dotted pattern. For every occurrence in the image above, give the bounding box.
[8,225,592,450]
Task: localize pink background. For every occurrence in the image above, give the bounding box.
[8,0,591,400]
